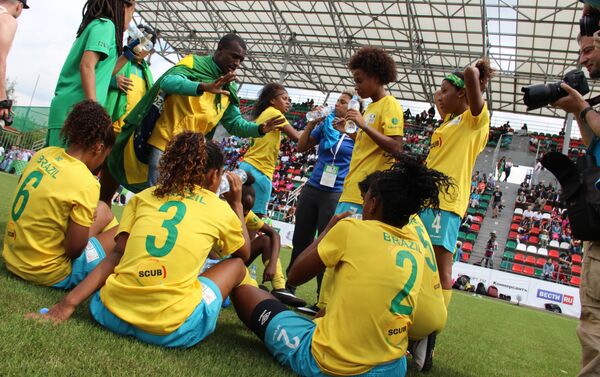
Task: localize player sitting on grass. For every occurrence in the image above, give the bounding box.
[229,155,452,377]
[240,172,306,307]
[3,100,118,289]
[35,131,254,348]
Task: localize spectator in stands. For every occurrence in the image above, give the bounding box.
[531,159,543,185]
[496,156,505,180]
[469,190,480,208]
[491,185,503,218]
[486,173,496,191]
[540,229,549,248]
[516,191,527,205]
[419,58,494,331]
[520,123,528,135]
[456,241,463,263]
[480,231,497,268]
[47,0,136,147]
[0,144,14,170]
[0,0,28,126]
[542,258,554,280]
[523,205,534,219]
[239,83,300,217]
[503,158,513,181]
[287,90,356,306]
[557,251,572,284]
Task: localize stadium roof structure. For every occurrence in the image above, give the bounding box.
[136,0,589,118]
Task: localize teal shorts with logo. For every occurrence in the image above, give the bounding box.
[89,276,223,348]
[334,201,363,216]
[239,161,272,216]
[53,237,105,289]
[419,208,461,254]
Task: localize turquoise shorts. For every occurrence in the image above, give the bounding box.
[240,161,272,215]
[53,238,105,289]
[264,310,407,376]
[89,276,223,348]
[419,209,461,254]
[334,201,363,216]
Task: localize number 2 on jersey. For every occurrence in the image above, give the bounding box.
[390,250,418,316]
[11,171,43,222]
[146,201,187,257]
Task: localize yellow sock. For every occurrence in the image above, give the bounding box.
[266,259,286,290]
[238,267,258,288]
[442,289,452,308]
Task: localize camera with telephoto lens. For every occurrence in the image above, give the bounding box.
[521,70,590,111]
[581,8,600,36]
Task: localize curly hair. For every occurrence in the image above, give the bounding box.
[60,100,115,149]
[475,58,495,82]
[348,46,397,85]
[154,131,224,198]
[253,83,287,119]
[360,155,455,228]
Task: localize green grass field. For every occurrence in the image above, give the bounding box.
[0,172,581,376]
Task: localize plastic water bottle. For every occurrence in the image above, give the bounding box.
[39,308,49,315]
[249,264,257,281]
[306,106,334,122]
[127,22,154,54]
[345,96,361,134]
[218,169,248,196]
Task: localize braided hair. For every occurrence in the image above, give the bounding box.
[77,0,134,55]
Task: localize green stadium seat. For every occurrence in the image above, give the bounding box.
[505,240,517,251]
[458,231,467,241]
[535,268,543,277]
[502,251,514,261]
[466,233,477,243]
[500,260,512,271]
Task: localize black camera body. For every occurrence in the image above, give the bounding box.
[521,70,590,111]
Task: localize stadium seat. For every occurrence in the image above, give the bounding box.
[543,204,553,213]
[514,208,524,215]
[508,231,518,240]
[528,237,539,246]
[512,215,522,223]
[472,216,483,224]
[525,255,536,265]
[523,266,535,276]
[503,251,515,261]
[500,260,512,271]
[510,223,519,231]
[461,253,470,263]
[462,242,473,252]
[469,223,480,233]
[549,240,560,249]
[572,254,582,264]
[516,243,527,252]
[526,245,537,254]
[542,213,552,221]
[467,207,477,215]
[514,253,525,263]
[466,233,477,243]
[559,242,570,250]
[535,268,543,278]
[481,194,491,202]
[505,240,517,251]
[512,264,524,274]
[529,227,540,236]
[572,265,581,276]
[570,276,580,287]
[537,247,548,256]
[548,249,560,259]
[458,231,467,241]
[536,257,546,268]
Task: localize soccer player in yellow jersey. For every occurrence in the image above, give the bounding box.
[415,59,495,370]
[229,156,452,377]
[3,100,118,289]
[240,83,300,216]
[240,172,305,307]
[37,132,253,348]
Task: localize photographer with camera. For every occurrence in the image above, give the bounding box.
[549,12,600,375]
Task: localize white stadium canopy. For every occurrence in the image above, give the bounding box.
[136,0,593,118]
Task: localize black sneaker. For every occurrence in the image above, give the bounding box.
[271,289,307,307]
[412,332,436,372]
[295,304,320,316]
[258,284,270,292]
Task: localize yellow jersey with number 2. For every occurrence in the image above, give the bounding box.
[312,217,424,376]
[99,186,244,335]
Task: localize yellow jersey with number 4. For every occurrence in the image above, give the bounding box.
[313,218,424,375]
[339,95,404,205]
[3,147,99,286]
[99,186,244,335]
[426,103,490,216]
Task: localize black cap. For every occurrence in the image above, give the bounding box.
[18,0,30,9]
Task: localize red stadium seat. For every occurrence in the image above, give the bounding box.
[512,215,522,223]
[572,265,582,276]
[529,227,540,236]
[570,276,580,287]
[525,255,536,265]
[508,231,518,240]
[469,223,480,233]
[512,264,524,273]
[472,216,483,224]
[523,266,535,276]
[514,254,525,263]
[528,236,539,246]
[510,223,519,231]
[572,254,582,264]
[536,257,546,268]
[462,242,473,252]
[543,205,553,213]
[461,253,470,262]
[548,250,560,259]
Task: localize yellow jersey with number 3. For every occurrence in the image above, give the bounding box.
[426,103,490,216]
[3,147,99,286]
[99,186,244,335]
[339,95,404,205]
[312,218,424,375]
[242,106,289,180]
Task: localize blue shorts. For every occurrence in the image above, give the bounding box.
[239,161,272,215]
[334,201,363,216]
[89,276,223,348]
[53,238,106,289]
[264,310,407,377]
[419,209,461,254]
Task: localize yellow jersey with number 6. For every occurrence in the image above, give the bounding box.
[3,147,99,286]
[312,218,424,375]
[99,186,244,335]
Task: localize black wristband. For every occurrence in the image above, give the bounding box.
[196,83,205,96]
[258,123,265,136]
[580,106,595,125]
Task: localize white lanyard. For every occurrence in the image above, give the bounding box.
[330,134,346,164]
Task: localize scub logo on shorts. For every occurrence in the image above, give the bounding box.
[136,258,167,286]
[5,222,16,241]
[384,316,408,349]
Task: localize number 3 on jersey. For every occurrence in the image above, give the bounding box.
[146,201,187,257]
[11,171,43,222]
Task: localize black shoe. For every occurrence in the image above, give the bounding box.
[271,289,307,307]
[258,284,269,292]
[412,332,436,372]
[295,304,320,316]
